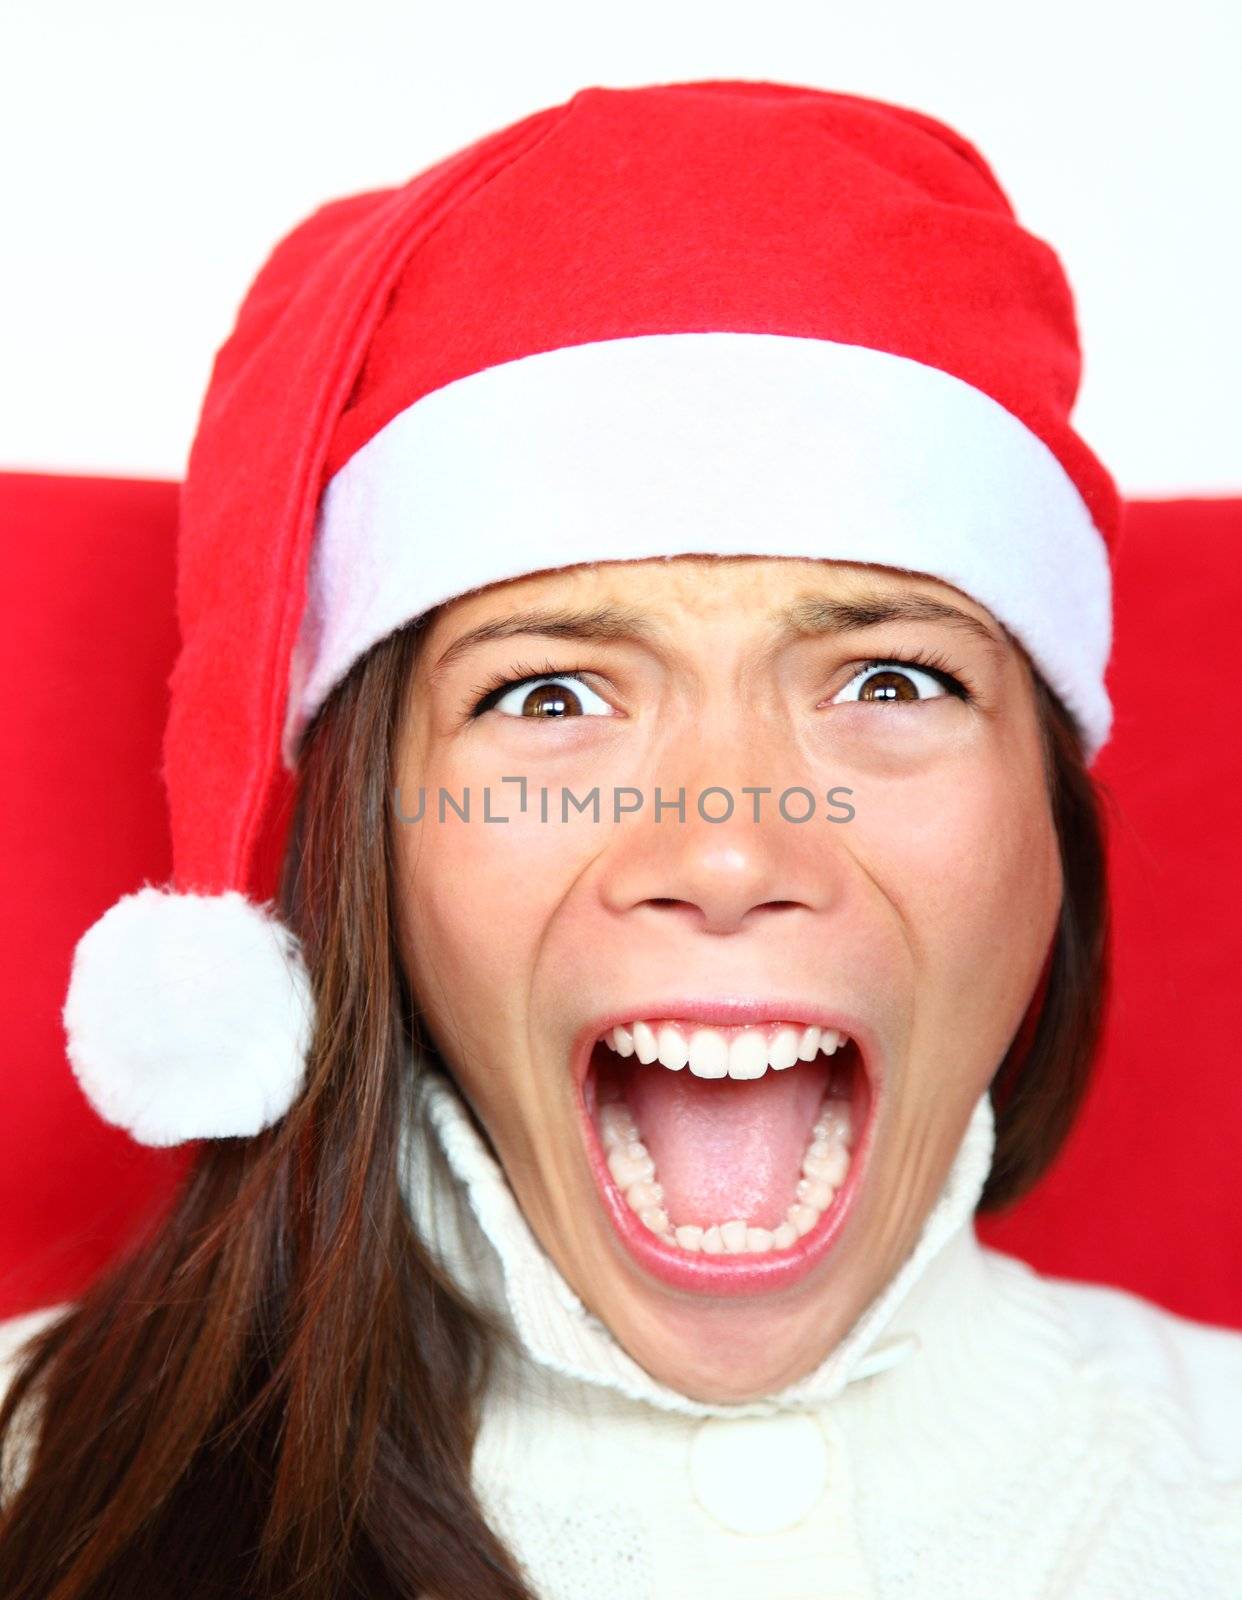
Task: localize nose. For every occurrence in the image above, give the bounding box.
[598,752,843,938]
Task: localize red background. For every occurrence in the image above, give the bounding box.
[1,474,1238,1326]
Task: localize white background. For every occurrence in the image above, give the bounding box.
[2,0,1238,494]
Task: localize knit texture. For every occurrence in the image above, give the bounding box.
[401,1064,1242,1599]
[3,1070,1240,1595]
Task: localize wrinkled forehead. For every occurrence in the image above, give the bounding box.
[415,554,1012,661]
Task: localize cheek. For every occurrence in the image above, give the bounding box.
[392,791,603,1032]
[853,752,1059,1033]
[391,794,604,1183]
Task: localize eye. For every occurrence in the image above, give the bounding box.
[831,658,966,705]
[486,673,615,719]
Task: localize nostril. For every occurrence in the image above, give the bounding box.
[638,899,810,942]
[642,898,804,914]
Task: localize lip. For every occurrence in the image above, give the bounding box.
[572,998,884,1298]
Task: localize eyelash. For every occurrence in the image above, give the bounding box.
[466,658,599,718]
[464,647,975,717]
[852,646,976,703]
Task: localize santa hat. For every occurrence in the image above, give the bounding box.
[63,79,1119,1147]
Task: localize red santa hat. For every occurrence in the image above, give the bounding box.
[62,78,1119,1146]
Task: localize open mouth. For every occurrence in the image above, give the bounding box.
[578,1008,877,1293]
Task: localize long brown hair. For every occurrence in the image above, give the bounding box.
[0,622,1108,1597]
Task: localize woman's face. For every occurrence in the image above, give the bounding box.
[392,556,1060,1402]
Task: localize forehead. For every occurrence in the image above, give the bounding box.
[420,555,1006,647]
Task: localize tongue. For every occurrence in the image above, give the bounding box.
[624,1059,830,1229]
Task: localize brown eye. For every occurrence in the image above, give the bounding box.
[490,674,613,718]
[859,669,919,703]
[831,662,950,705]
[521,682,583,717]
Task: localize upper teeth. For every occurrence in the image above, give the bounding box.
[602,1021,847,1081]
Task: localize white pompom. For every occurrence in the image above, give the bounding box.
[62,886,316,1146]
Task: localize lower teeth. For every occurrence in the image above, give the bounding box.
[597,1094,855,1255]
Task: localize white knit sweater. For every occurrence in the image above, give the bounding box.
[400,1070,1242,1599]
[4,1075,1241,1597]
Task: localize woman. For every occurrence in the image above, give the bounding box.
[2,78,1239,1599]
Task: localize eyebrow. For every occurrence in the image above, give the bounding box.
[429,587,1007,677]
[778,591,1008,656]
[430,605,658,679]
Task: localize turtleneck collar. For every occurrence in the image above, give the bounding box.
[398,1061,998,1420]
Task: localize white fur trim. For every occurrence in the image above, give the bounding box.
[62,887,315,1146]
[287,331,1112,765]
